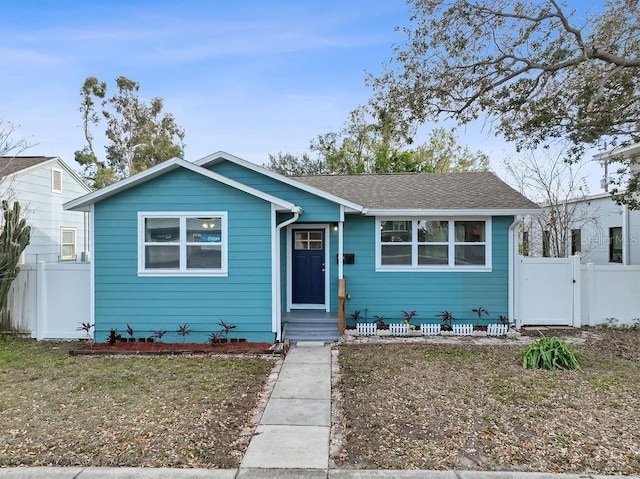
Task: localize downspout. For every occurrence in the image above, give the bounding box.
[508,217,521,329]
[274,207,301,341]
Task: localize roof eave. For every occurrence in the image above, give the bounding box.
[64,157,299,213]
[362,208,543,216]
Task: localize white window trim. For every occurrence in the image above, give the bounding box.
[51,168,63,193]
[138,211,228,277]
[375,217,492,272]
[60,227,77,261]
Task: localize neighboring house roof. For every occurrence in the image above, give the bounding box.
[0,155,92,192]
[0,156,56,178]
[295,172,540,214]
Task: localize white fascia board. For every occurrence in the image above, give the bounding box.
[195,151,365,212]
[54,158,92,192]
[538,191,620,208]
[64,157,185,211]
[64,157,300,213]
[185,162,300,212]
[363,208,543,216]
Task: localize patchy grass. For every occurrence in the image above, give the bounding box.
[0,338,274,468]
[336,328,640,474]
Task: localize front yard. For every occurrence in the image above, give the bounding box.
[0,338,274,468]
[335,328,640,474]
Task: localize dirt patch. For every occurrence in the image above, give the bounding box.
[335,328,640,474]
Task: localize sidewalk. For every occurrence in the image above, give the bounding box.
[0,343,638,479]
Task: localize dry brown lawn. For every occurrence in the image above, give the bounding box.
[335,328,640,475]
[0,338,274,468]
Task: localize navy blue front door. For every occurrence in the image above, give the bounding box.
[292,229,325,304]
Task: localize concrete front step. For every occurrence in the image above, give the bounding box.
[284,323,339,343]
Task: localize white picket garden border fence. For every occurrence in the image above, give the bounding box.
[389,323,409,336]
[420,323,441,336]
[356,322,377,336]
[487,324,509,336]
[453,324,474,336]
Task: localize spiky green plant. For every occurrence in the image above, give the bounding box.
[522,336,582,371]
[0,201,31,312]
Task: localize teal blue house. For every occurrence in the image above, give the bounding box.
[64,151,539,343]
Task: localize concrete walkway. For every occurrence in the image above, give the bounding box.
[239,342,332,473]
[1,342,638,478]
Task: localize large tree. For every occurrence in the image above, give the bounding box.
[370,0,640,206]
[266,106,489,175]
[75,76,185,189]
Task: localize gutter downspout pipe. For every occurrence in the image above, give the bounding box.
[274,208,301,341]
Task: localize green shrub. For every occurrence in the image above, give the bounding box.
[522,336,582,371]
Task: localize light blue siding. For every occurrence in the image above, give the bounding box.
[93,168,275,343]
[211,162,341,222]
[3,160,89,263]
[341,215,513,326]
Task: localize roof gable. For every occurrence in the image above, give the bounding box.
[0,156,91,193]
[64,157,299,213]
[195,151,364,212]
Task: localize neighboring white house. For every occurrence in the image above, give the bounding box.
[523,143,640,265]
[523,192,639,265]
[0,156,92,263]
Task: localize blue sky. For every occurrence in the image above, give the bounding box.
[1,0,605,188]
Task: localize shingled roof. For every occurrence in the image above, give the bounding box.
[0,156,56,178]
[294,172,538,211]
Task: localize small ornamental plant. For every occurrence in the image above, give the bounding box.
[209,320,237,344]
[176,323,192,342]
[436,311,455,331]
[152,330,168,342]
[402,310,418,330]
[522,336,582,371]
[472,306,489,325]
[374,315,388,329]
[77,322,94,338]
[106,329,122,345]
[126,324,135,341]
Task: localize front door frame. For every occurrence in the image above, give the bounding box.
[287,223,330,312]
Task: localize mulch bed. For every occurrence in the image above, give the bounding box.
[72,341,276,355]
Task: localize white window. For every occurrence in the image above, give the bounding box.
[60,227,76,261]
[138,212,228,276]
[52,168,63,193]
[377,218,491,271]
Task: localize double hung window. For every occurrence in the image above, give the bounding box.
[139,212,227,275]
[378,218,490,270]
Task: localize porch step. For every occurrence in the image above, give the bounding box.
[283,319,339,343]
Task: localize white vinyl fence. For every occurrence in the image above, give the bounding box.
[4,262,91,340]
[516,256,640,327]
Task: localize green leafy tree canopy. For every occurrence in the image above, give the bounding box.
[266,105,488,175]
[75,76,185,189]
[370,0,640,206]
